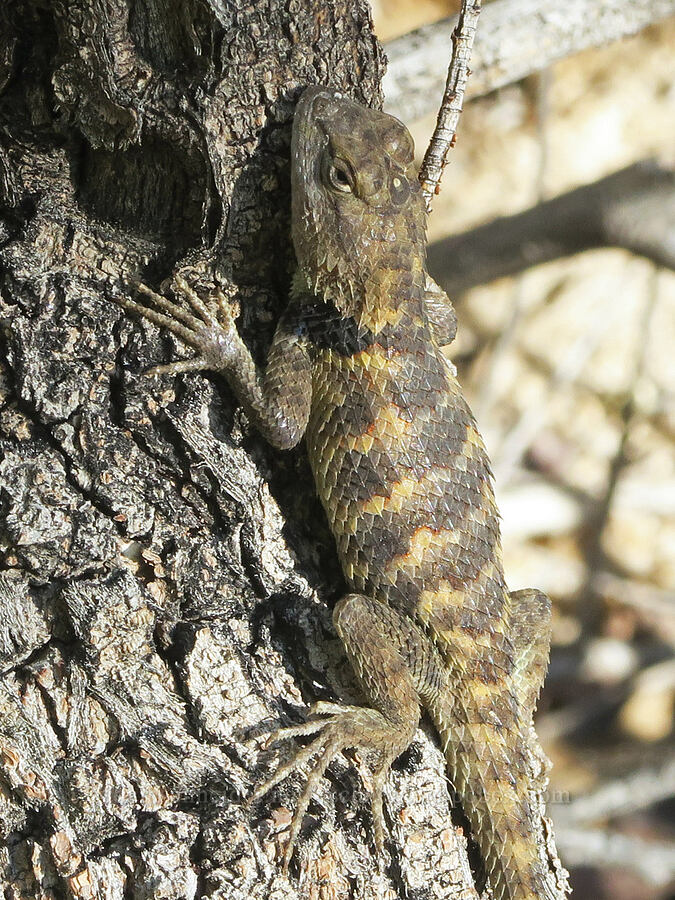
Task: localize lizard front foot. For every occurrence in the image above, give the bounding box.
[113,275,240,376]
[249,700,415,870]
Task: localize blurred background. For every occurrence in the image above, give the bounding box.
[373,2,675,898]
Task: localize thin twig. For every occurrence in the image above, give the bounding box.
[493,289,616,485]
[576,265,661,635]
[418,0,482,212]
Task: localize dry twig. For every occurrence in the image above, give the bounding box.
[418,0,482,212]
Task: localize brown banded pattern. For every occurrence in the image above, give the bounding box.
[301,256,553,897]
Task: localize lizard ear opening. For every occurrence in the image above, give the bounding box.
[321,151,355,194]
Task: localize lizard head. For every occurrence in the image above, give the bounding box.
[291,86,427,322]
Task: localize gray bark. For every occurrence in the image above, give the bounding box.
[0,1,485,898]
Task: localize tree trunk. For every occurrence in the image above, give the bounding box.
[0,1,491,897]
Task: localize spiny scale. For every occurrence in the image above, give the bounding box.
[304,291,551,899]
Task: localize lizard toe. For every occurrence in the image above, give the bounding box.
[250,703,411,868]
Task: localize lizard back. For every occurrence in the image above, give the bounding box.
[302,285,549,898]
[305,297,508,668]
[293,87,557,900]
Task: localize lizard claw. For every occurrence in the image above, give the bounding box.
[249,703,404,870]
[112,276,240,376]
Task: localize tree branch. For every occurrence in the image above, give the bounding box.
[384,0,675,122]
[419,0,481,211]
[427,160,675,295]
[553,828,675,888]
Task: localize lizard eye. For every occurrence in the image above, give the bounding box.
[323,154,355,194]
[390,173,410,205]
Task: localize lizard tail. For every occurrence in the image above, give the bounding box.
[432,698,557,900]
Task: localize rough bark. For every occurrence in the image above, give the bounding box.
[0,2,486,898]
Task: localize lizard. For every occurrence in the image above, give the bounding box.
[114,86,561,900]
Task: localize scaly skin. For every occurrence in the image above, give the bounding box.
[115,86,564,899]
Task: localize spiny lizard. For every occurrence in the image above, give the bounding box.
[115,86,564,900]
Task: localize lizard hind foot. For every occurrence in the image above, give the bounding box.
[249,701,407,870]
